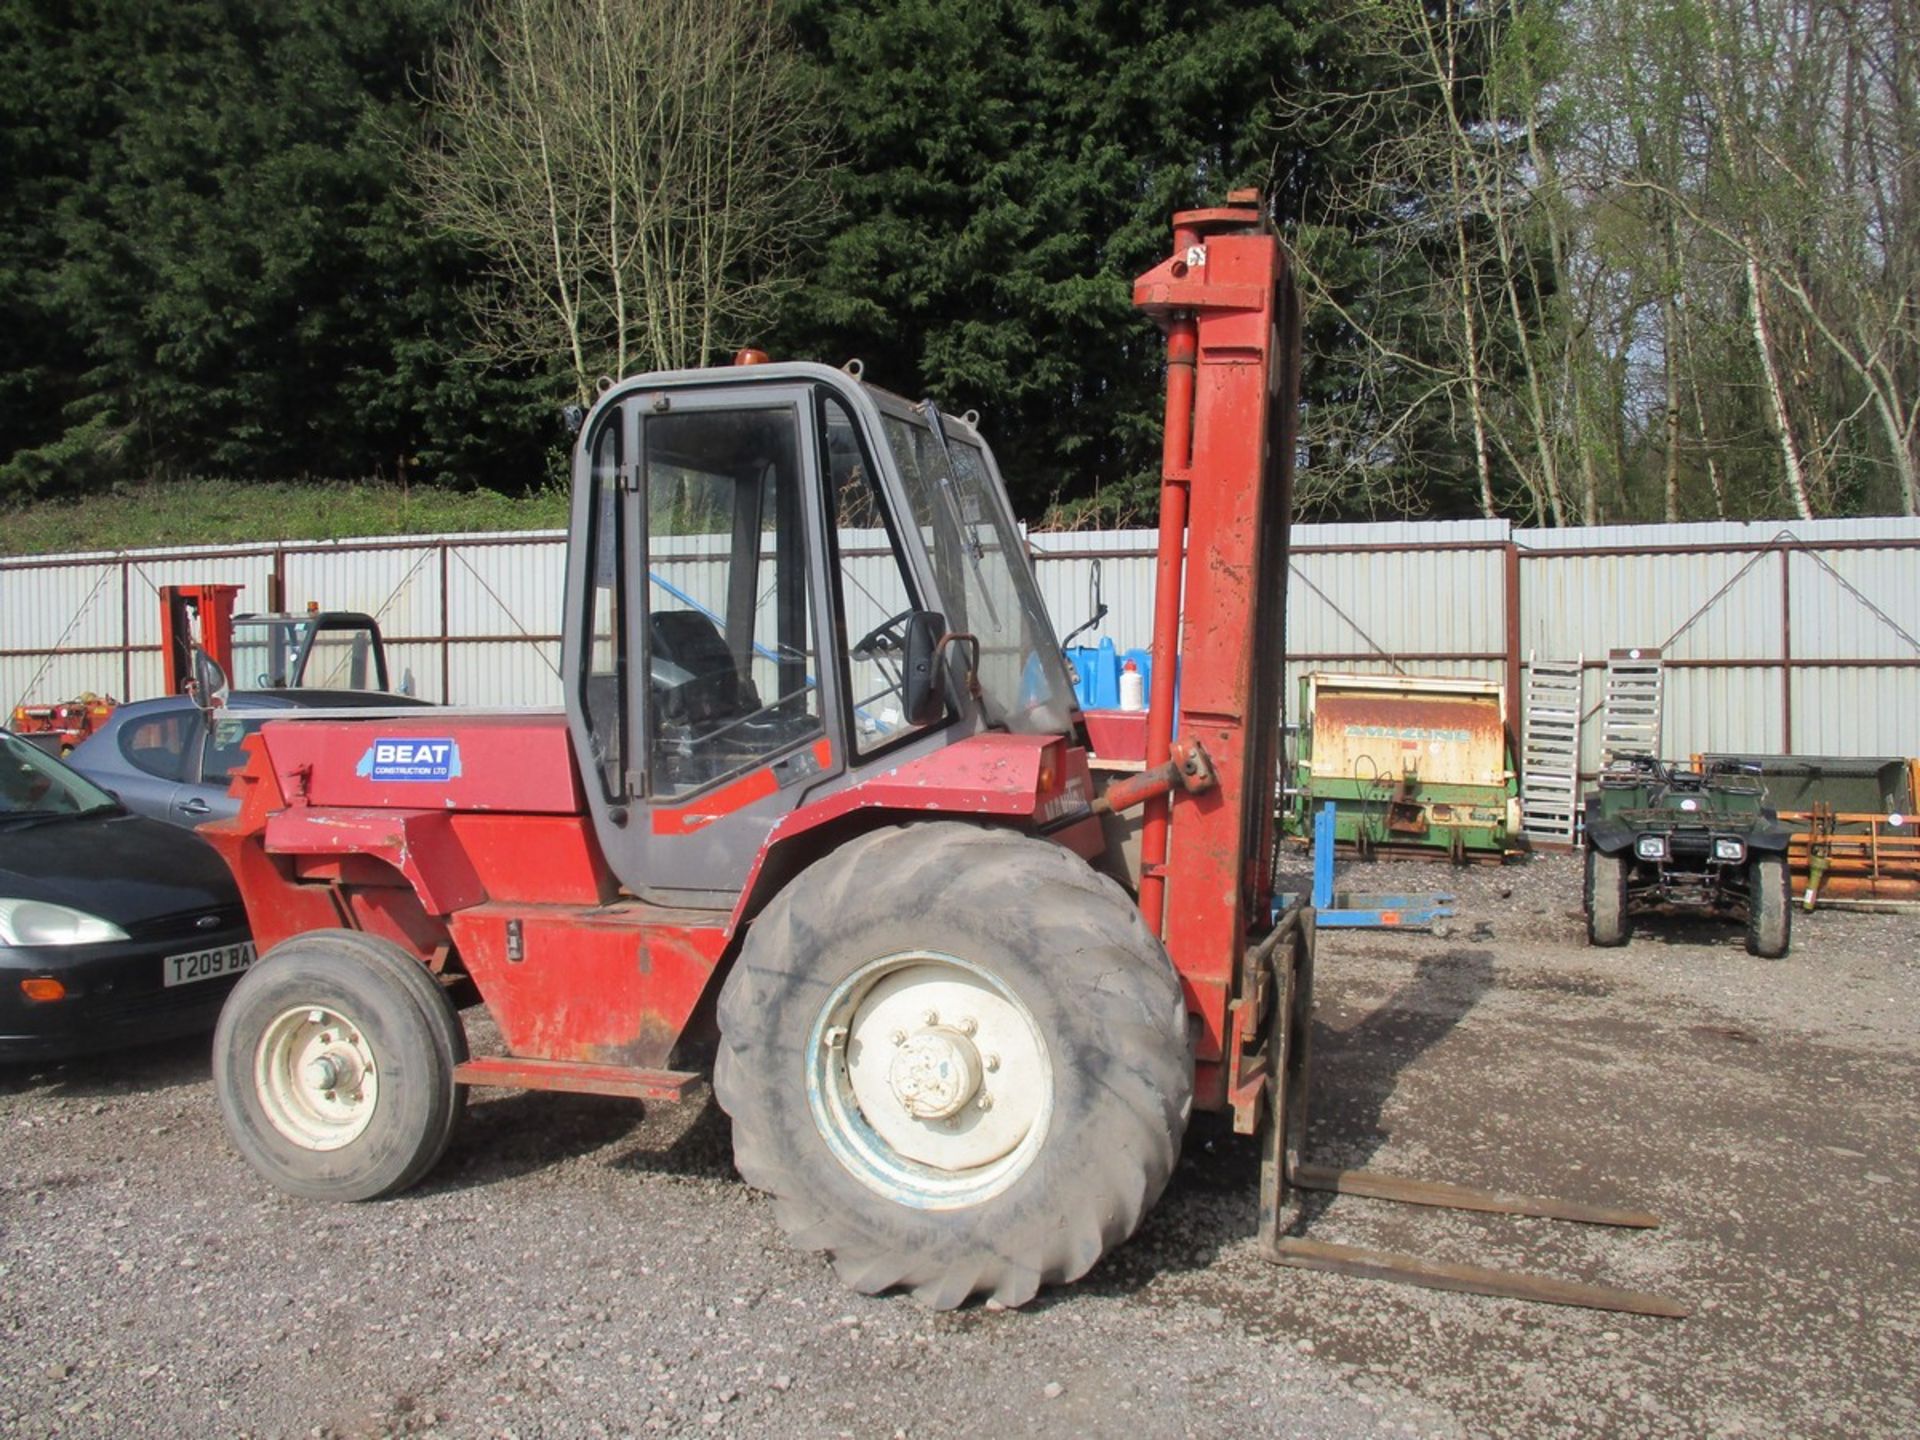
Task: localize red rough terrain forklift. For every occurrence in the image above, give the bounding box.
[202,196,1680,1315]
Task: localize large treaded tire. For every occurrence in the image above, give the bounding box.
[714,822,1190,1309]
[214,931,467,1201]
[1745,854,1792,959]
[1585,848,1632,947]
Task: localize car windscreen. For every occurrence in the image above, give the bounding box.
[0,733,118,816]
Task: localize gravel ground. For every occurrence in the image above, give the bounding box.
[3,851,1916,1438]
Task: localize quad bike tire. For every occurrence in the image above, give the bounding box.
[1745,853,1792,959]
[714,822,1190,1309]
[214,930,468,1201]
[1585,848,1633,947]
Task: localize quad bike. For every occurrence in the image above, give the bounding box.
[1583,756,1794,957]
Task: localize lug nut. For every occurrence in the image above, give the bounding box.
[976,1093,993,1111]
[984,1054,1000,1072]
[922,1010,939,1027]
[891,1029,907,1046]
[957,1017,978,1037]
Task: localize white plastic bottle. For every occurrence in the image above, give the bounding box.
[1119,658,1146,712]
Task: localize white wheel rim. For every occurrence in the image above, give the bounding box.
[254,1005,380,1151]
[807,951,1052,1210]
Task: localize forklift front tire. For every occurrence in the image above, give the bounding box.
[715,822,1189,1309]
[214,934,463,1202]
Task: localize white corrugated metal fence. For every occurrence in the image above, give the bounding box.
[6,516,1917,777]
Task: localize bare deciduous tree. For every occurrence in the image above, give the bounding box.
[411,0,833,403]
[1284,0,1918,522]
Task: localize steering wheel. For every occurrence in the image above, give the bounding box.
[851,609,918,663]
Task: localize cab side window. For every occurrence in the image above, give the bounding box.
[643,406,823,798]
[580,421,626,799]
[824,397,943,755]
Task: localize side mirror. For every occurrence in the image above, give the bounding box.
[902,611,948,728]
[189,648,230,714]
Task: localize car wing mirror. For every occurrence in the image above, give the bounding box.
[189,647,230,715]
[902,611,948,728]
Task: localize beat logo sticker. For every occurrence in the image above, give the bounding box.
[356,738,463,782]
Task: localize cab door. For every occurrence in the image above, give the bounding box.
[573,383,845,906]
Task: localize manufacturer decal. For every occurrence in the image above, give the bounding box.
[356,738,462,783]
[1348,724,1473,744]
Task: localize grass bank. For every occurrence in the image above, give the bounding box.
[2,479,572,557]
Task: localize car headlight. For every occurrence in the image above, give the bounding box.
[1714,837,1747,862]
[1635,835,1669,861]
[0,898,130,947]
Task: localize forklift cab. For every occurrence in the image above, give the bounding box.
[562,361,1078,904]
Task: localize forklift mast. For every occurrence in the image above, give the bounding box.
[1134,194,1301,1120]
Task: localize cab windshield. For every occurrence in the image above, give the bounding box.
[879,406,1075,735]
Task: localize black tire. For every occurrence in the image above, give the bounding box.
[291,928,469,1188]
[1585,848,1632,947]
[1745,854,1792,959]
[214,933,464,1201]
[714,822,1190,1309]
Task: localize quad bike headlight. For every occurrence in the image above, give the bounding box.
[1713,837,1747,862]
[1635,835,1668,861]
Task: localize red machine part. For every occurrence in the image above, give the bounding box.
[1133,198,1299,1117]
[7,694,119,752]
[203,723,1080,1077]
[158,583,243,694]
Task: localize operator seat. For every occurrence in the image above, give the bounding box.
[649,610,760,729]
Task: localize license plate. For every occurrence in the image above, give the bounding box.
[162,941,257,988]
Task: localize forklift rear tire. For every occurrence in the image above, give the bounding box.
[715,822,1190,1309]
[1585,848,1632,947]
[1745,854,1792,959]
[214,933,465,1202]
[283,928,470,1188]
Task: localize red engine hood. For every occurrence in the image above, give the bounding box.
[254,710,585,814]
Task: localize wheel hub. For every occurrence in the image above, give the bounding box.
[255,1005,379,1151]
[887,1026,983,1120]
[814,955,1052,1198]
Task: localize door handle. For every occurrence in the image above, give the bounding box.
[177,797,212,816]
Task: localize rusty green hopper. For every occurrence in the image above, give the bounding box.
[1290,672,1519,859]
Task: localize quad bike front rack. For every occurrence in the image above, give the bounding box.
[1252,907,1688,1317]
